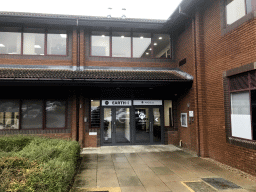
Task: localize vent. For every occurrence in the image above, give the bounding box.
[179,58,186,66]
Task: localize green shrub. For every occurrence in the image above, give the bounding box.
[0,135,81,192]
[0,135,33,152]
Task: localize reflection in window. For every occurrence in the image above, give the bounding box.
[231,91,252,140]
[0,32,21,54]
[112,32,131,57]
[21,100,43,129]
[153,34,170,59]
[133,33,151,58]
[226,0,246,25]
[23,33,44,55]
[164,100,173,127]
[46,101,66,128]
[91,32,110,56]
[91,100,100,128]
[0,101,19,130]
[47,32,67,55]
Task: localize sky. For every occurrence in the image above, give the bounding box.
[1,0,183,20]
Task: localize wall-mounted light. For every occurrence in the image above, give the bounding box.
[154,43,157,46]
[121,36,124,38]
[159,37,162,40]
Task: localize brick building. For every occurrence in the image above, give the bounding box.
[0,0,256,176]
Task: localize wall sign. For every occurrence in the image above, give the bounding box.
[102,100,132,106]
[133,100,162,106]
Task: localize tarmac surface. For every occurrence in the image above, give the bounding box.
[72,145,256,192]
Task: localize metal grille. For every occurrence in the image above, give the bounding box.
[229,73,248,91]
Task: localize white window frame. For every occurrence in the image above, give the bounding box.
[181,113,188,127]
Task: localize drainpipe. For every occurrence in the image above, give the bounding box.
[193,14,201,157]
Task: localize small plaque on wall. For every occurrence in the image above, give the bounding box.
[89,132,97,135]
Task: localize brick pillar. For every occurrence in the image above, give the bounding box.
[72,28,77,69]
[193,10,209,157]
[71,94,78,141]
[78,96,84,146]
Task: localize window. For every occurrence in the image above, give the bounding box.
[0,100,19,130]
[164,100,173,127]
[91,100,100,128]
[0,29,21,54]
[47,30,67,55]
[91,32,110,56]
[46,101,66,128]
[228,71,256,141]
[0,27,68,56]
[90,31,171,59]
[0,100,67,130]
[181,113,187,127]
[133,33,152,58]
[152,34,170,59]
[226,0,251,25]
[112,32,131,57]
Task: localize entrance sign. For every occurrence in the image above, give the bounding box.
[102,100,132,106]
[133,100,162,106]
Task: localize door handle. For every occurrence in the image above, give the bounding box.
[112,121,114,133]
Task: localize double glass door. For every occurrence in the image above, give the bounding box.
[134,107,162,144]
[101,106,162,145]
[102,107,131,145]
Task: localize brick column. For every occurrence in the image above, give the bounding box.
[193,10,209,157]
[71,94,78,141]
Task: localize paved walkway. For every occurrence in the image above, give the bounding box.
[72,145,256,192]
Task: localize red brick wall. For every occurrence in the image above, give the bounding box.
[174,0,256,176]
[175,20,198,152]
[201,0,256,175]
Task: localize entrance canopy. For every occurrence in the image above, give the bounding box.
[0,67,193,97]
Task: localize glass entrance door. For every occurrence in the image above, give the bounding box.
[102,107,131,145]
[135,107,162,144]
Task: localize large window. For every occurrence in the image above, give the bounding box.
[0,100,67,130]
[226,0,252,25]
[90,31,171,59]
[0,27,67,56]
[228,72,256,141]
[0,28,21,54]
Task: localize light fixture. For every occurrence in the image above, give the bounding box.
[34,45,41,48]
[149,48,152,50]
[107,7,112,18]
[102,35,105,37]
[121,36,124,38]
[154,43,157,46]
[0,44,5,47]
[60,34,67,38]
[140,36,143,39]
[146,52,149,55]
[159,37,162,40]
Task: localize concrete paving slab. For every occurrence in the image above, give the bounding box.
[72,145,256,192]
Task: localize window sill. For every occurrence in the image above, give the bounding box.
[221,11,256,36]
[228,137,256,150]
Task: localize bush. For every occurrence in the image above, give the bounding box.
[0,135,81,192]
[0,135,33,152]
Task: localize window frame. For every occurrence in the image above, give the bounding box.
[226,70,256,143]
[89,31,171,59]
[0,27,68,56]
[180,113,188,127]
[0,99,68,130]
[221,0,255,35]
